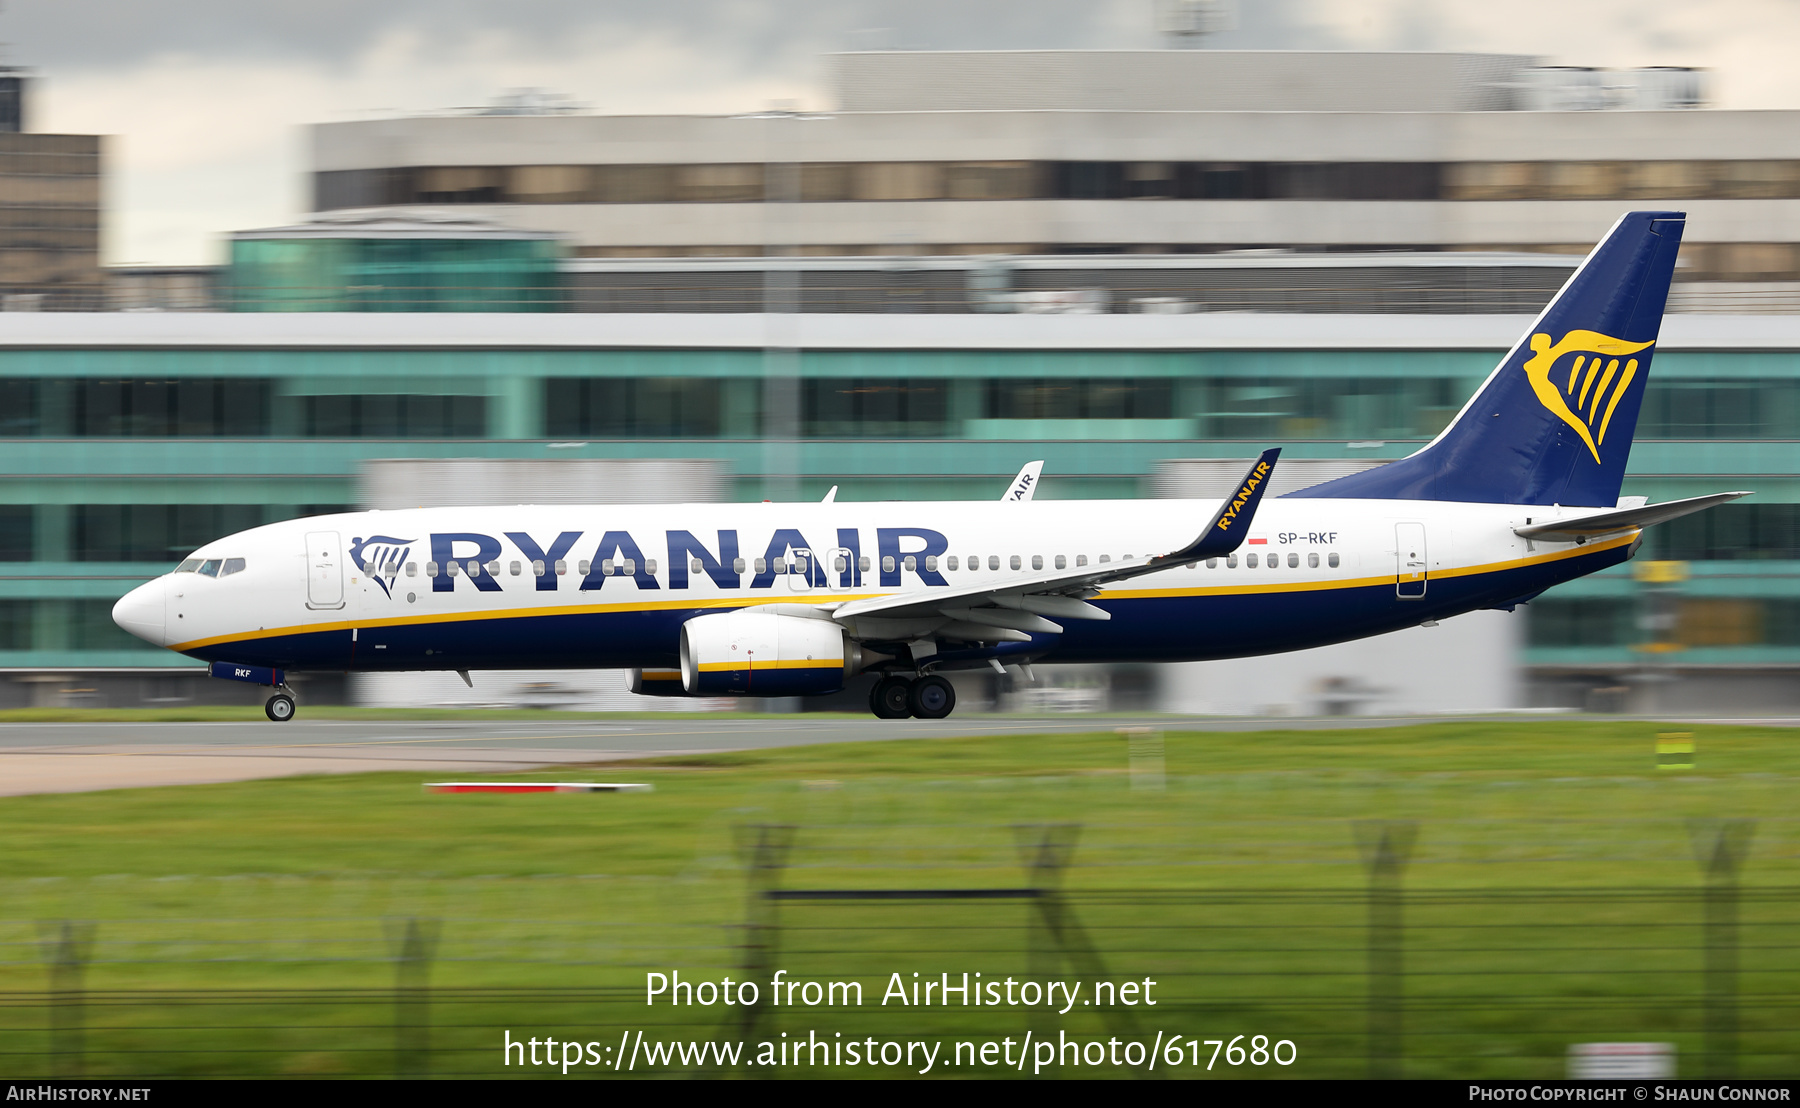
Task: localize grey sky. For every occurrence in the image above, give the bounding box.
[3,1,1329,70]
[0,1,1767,264]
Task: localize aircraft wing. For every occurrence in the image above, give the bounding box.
[1513,491,1751,542]
[830,450,1279,643]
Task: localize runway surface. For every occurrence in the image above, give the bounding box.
[0,713,1789,795]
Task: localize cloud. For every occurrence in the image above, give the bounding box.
[1297,0,1800,108]
[12,0,1158,262]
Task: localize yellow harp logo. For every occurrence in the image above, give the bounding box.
[1522,330,1655,464]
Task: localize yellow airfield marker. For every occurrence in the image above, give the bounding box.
[1655,733,1695,771]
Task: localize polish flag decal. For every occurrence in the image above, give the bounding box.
[1247,536,1268,545]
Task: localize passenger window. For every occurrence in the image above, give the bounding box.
[1185,562,1196,570]
[753,558,767,574]
[1308,553,1319,568]
[555,559,567,575]
[405,562,417,577]
[1099,554,1110,564]
[1032,555,1043,570]
[198,559,221,577]
[1288,553,1299,568]
[734,557,747,573]
[532,560,545,577]
[882,556,895,573]
[220,557,246,577]
[1206,558,1217,569]
[446,561,461,577]
[987,555,999,571]
[485,561,499,576]
[176,558,201,573]
[1055,555,1066,570]
[579,560,592,576]
[833,555,847,574]
[644,559,656,575]
[1246,553,1258,568]
[859,556,870,572]
[1226,554,1237,568]
[925,555,938,572]
[691,559,703,574]
[947,555,959,571]
[1010,555,1021,570]
[1076,555,1087,567]
[1328,552,1340,568]
[903,555,916,572]
[622,558,638,575]
[425,561,439,577]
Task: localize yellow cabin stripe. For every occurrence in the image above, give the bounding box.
[169,530,1637,653]
[697,659,841,672]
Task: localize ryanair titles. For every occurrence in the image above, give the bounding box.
[364,527,954,594]
[1213,460,1272,535]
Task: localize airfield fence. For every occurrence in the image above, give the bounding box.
[0,819,1796,1079]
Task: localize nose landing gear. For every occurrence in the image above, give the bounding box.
[867,673,957,720]
[265,690,296,722]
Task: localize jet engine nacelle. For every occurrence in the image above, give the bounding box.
[680,610,857,697]
[627,668,691,697]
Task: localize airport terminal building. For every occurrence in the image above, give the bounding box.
[13,49,1800,713]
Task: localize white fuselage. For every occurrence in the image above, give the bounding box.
[111,496,1634,674]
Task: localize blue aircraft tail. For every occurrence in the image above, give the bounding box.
[1289,211,1685,507]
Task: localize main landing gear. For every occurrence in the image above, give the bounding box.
[869,674,956,720]
[265,689,296,722]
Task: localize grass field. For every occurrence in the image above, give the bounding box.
[0,719,1796,1079]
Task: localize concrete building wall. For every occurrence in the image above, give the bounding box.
[406,198,1800,253]
[314,108,1800,172]
[1159,609,1523,717]
[833,51,1538,113]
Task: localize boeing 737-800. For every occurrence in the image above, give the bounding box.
[112,211,1746,722]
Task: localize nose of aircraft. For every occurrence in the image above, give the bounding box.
[112,578,167,647]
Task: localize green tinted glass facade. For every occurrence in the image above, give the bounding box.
[0,328,1790,672]
[227,237,563,312]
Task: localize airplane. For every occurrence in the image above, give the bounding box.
[113,210,1746,722]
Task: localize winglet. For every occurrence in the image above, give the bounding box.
[1002,461,1044,502]
[1176,449,1281,561]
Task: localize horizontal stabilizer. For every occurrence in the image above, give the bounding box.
[1514,491,1751,542]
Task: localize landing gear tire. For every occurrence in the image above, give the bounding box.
[265,692,296,722]
[908,675,956,720]
[870,676,913,719]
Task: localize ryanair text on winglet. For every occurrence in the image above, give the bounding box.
[1215,461,1271,533]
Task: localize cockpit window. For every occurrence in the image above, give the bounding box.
[198,559,222,578]
[176,559,202,573]
[219,557,246,577]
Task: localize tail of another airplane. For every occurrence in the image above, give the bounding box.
[1290,211,1685,507]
